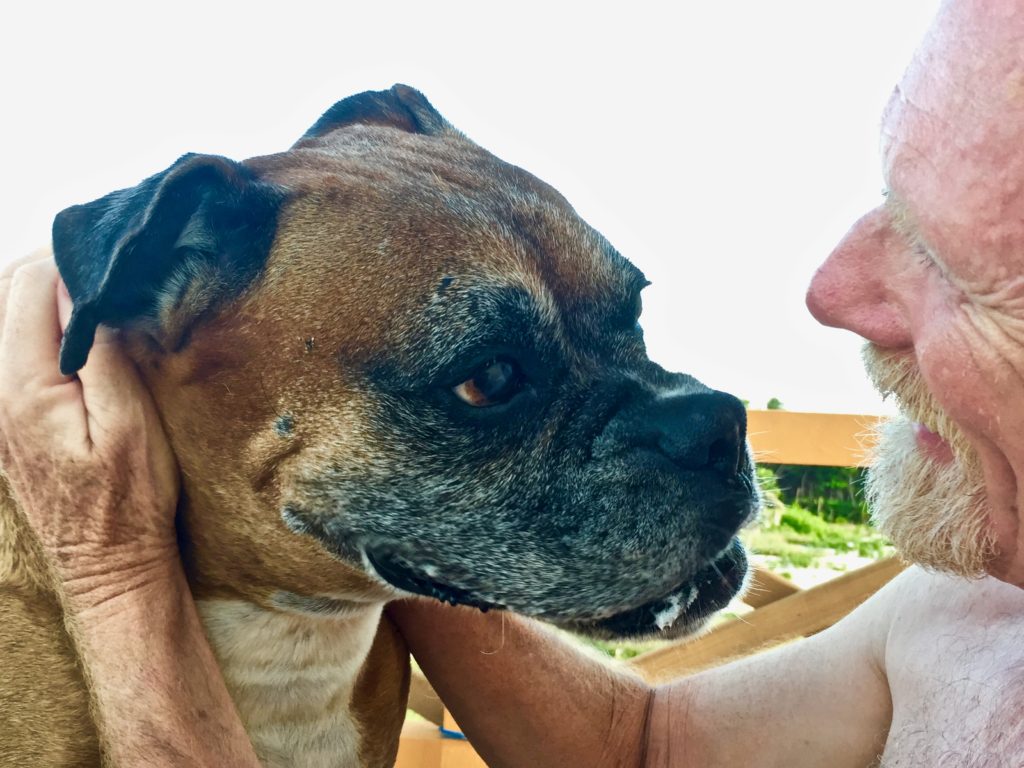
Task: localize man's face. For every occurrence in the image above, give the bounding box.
[806,0,1024,586]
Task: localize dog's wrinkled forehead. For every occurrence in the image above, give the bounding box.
[253,125,647,374]
[49,84,644,377]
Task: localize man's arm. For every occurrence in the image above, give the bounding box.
[389,600,651,768]
[646,583,895,768]
[65,560,262,767]
[0,253,260,767]
[390,568,898,768]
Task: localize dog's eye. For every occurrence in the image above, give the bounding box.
[453,359,524,407]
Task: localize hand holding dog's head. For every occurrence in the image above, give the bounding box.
[52,86,757,638]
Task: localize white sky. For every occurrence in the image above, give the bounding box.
[0,1,941,415]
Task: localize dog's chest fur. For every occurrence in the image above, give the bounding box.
[197,598,383,768]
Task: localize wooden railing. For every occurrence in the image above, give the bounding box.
[394,410,899,767]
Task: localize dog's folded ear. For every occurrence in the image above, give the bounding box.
[295,83,452,147]
[52,153,283,375]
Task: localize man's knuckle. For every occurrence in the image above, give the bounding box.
[0,249,50,280]
[11,260,53,288]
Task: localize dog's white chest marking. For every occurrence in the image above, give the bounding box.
[197,598,382,768]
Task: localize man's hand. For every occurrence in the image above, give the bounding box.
[0,249,260,766]
[0,250,179,609]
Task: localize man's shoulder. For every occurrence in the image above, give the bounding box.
[876,568,1024,765]
[878,565,1023,625]
[833,565,1024,664]
[877,565,1024,696]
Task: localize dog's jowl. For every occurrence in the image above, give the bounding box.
[0,85,760,767]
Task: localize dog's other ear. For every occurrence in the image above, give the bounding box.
[295,84,452,147]
[52,153,283,375]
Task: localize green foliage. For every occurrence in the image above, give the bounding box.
[742,510,892,569]
[744,466,892,570]
[857,537,889,559]
[755,465,781,495]
[766,397,784,410]
[580,636,665,660]
[779,506,850,549]
[742,527,822,569]
[769,464,871,524]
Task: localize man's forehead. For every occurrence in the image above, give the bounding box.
[880,0,1024,268]
[882,0,1024,165]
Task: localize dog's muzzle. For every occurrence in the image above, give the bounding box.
[365,537,748,639]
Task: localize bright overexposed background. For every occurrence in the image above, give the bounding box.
[0,1,941,414]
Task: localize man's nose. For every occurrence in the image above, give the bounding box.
[805,206,913,349]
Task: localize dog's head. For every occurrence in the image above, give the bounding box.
[52,85,757,638]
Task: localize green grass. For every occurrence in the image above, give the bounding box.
[743,504,891,570]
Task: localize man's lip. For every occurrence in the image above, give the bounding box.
[914,421,954,464]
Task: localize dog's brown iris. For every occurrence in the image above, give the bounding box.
[453,359,523,407]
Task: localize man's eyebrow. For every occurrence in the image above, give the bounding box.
[885,191,932,252]
[885,191,956,278]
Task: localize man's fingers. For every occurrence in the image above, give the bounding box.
[0,255,89,452]
[75,325,157,445]
[0,259,67,392]
[57,279,73,331]
[0,247,52,280]
[0,248,54,342]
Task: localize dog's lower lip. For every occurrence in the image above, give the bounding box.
[568,538,748,638]
[365,549,501,612]
[367,537,747,640]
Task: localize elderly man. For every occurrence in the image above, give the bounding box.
[2,0,1023,765]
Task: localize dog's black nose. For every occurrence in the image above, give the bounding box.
[594,386,748,477]
[652,390,746,475]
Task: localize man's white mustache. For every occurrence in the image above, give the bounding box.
[861,343,996,577]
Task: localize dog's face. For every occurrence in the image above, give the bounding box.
[53,86,757,638]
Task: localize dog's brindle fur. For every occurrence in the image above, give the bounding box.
[0,86,757,766]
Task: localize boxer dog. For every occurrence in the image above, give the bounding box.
[0,85,757,767]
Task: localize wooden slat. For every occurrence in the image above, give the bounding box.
[396,713,488,768]
[395,720,445,768]
[742,564,800,609]
[408,669,445,725]
[439,741,488,768]
[747,410,884,467]
[629,557,905,684]
[439,711,487,768]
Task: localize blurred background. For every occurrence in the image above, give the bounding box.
[0,0,940,413]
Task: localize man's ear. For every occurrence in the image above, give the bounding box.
[294,83,452,147]
[52,153,284,375]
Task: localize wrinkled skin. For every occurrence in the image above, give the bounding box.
[807,0,1024,586]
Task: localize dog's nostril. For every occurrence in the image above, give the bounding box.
[707,434,741,476]
[652,390,747,476]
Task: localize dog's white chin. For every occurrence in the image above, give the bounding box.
[867,417,995,578]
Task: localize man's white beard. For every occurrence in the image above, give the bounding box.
[863,345,996,577]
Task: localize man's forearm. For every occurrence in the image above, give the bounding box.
[64,561,260,768]
[389,600,650,768]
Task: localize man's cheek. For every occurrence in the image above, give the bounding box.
[948,427,1024,581]
[916,325,1002,442]
[918,340,1024,576]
